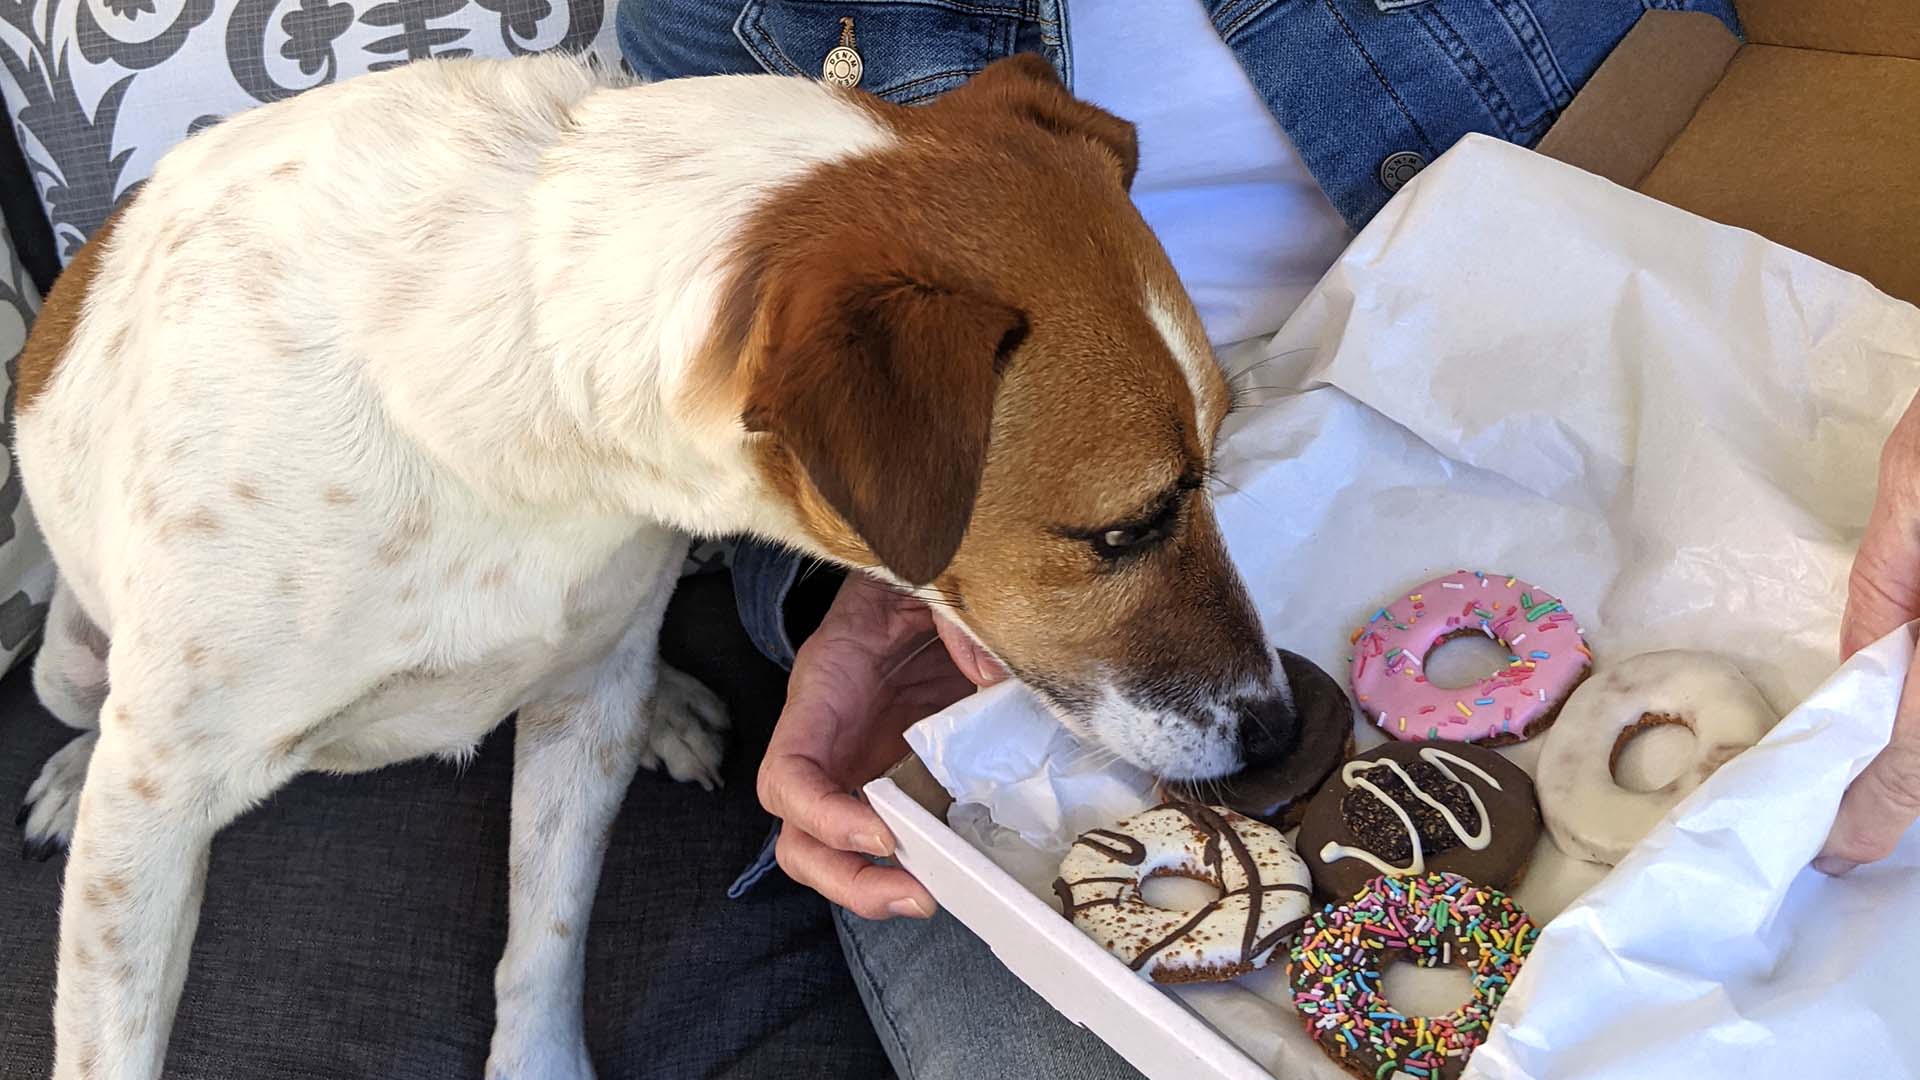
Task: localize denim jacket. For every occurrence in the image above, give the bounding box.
[618,0,1741,669]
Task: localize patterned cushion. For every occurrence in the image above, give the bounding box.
[0,0,736,578]
[0,221,54,670]
[0,0,625,257]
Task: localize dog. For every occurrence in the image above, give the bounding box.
[14,52,1297,1079]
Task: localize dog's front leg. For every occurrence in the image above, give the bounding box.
[486,559,682,1080]
[53,694,299,1080]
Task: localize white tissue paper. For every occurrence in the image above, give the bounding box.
[901,135,1920,1079]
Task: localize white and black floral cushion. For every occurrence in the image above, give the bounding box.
[0,0,625,258]
[0,219,53,670]
[0,0,737,578]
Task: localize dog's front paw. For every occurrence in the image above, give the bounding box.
[638,663,729,791]
[18,731,96,860]
[485,1026,595,1080]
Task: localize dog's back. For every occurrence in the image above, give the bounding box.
[18,57,578,622]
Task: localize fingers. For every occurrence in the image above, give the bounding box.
[1843,399,1920,659]
[759,572,946,917]
[774,824,936,921]
[758,750,894,858]
[1816,635,1920,874]
[1842,496,1920,658]
[934,611,1009,688]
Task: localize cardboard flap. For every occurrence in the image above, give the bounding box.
[1535,11,1738,188]
[1739,0,1920,61]
[1638,44,1920,308]
[882,751,955,817]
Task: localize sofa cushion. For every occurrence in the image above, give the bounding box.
[0,0,624,262]
[0,220,52,672]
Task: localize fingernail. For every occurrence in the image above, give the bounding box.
[1812,855,1858,877]
[853,831,892,858]
[887,897,932,919]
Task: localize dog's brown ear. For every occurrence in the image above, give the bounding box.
[940,54,1139,191]
[745,273,1026,585]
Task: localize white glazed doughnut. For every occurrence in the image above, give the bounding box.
[1536,650,1777,865]
[1053,803,1311,983]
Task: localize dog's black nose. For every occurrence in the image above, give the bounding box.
[1234,692,1300,769]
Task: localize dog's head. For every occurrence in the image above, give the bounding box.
[718,56,1294,781]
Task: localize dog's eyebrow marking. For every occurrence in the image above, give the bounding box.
[323,485,355,505]
[1145,286,1227,440]
[231,479,264,504]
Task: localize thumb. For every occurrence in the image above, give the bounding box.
[933,610,1008,688]
[1844,414,1920,659]
[1816,633,1920,874]
[1844,509,1920,658]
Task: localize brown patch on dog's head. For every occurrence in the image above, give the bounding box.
[700,57,1283,780]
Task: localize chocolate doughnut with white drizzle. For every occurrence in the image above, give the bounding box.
[1297,741,1540,899]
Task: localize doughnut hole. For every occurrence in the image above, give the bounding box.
[1423,631,1511,690]
[1380,951,1475,1017]
[1610,711,1698,793]
[1139,872,1222,912]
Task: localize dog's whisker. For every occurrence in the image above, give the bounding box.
[1223,356,1268,387]
[880,633,944,686]
[1223,344,1318,388]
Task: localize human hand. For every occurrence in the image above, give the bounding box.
[758,573,995,918]
[1818,392,1920,875]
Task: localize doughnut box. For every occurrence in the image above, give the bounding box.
[860,126,1920,1079]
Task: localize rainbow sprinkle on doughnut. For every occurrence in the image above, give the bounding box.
[1288,872,1539,1080]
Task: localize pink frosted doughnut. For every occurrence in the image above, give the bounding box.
[1349,570,1592,745]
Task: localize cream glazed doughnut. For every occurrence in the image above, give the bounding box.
[1351,570,1593,745]
[1536,650,1778,865]
[1053,803,1312,983]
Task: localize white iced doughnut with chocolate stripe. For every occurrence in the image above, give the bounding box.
[1053,803,1311,983]
[1536,650,1777,866]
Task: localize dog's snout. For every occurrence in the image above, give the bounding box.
[1234,692,1300,769]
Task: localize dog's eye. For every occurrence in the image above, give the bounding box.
[1071,481,1196,562]
[1089,519,1169,560]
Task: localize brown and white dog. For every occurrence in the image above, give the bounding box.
[14,53,1297,1079]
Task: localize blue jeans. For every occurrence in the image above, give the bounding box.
[836,907,1144,1080]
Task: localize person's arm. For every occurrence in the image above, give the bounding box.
[1818,391,1920,874]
